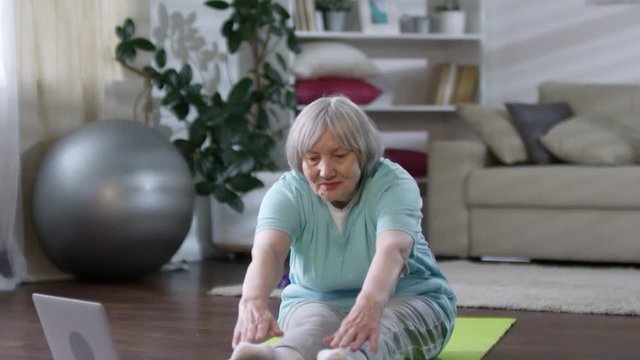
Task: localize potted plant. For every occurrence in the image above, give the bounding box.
[114,0,300,214]
[432,0,465,35]
[316,0,354,31]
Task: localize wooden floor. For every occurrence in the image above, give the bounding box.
[1,256,639,360]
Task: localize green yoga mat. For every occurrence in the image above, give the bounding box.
[436,317,515,360]
[261,316,515,360]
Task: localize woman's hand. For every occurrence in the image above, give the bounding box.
[324,230,412,353]
[323,295,384,353]
[232,298,283,348]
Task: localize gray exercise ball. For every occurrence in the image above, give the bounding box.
[32,120,195,280]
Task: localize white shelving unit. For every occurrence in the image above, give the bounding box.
[297,104,456,113]
[289,0,484,235]
[296,31,482,42]
[293,0,484,116]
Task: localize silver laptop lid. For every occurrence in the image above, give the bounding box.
[32,293,120,360]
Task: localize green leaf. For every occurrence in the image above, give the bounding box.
[272,3,289,20]
[155,48,167,67]
[263,64,283,84]
[213,185,243,212]
[123,18,135,40]
[204,0,229,10]
[188,84,203,94]
[189,118,208,147]
[211,92,225,107]
[115,42,136,62]
[275,52,287,71]
[153,75,166,89]
[285,89,297,109]
[238,20,256,41]
[161,89,182,106]
[179,64,193,86]
[142,66,158,77]
[227,77,253,106]
[221,19,234,38]
[227,196,244,213]
[234,0,258,9]
[257,109,269,129]
[227,32,242,53]
[195,181,216,195]
[228,174,264,192]
[269,89,281,103]
[286,31,300,53]
[186,85,206,110]
[251,89,265,103]
[196,154,219,180]
[202,106,226,126]
[130,38,156,51]
[164,69,179,87]
[172,100,190,119]
[115,26,125,40]
[225,152,256,177]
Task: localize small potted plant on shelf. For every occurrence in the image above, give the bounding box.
[316,0,354,31]
[432,0,466,35]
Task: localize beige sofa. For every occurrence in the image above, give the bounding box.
[428,82,640,264]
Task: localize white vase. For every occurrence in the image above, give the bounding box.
[434,10,466,35]
[324,11,347,32]
[210,171,283,251]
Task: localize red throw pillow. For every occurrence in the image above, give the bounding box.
[383,148,428,178]
[296,77,383,105]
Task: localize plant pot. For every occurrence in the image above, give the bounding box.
[210,171,284,252]
[433,10,466,35]
[324,11,347,32]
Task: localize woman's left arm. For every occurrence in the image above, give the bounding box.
[325,230,412,353]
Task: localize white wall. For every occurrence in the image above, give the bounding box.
[485,0,640,105]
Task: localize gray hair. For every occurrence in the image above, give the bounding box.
[286,95,384,176]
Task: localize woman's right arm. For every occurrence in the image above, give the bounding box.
[232,229,291,348]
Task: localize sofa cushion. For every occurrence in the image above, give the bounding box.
[456,104,528,164]
[541,116,635,166]
[383,148,428,177]
[296,77,383,105]
[467,166,640,208]
[539,82,640,132]
[470,208,640,263]
[505,102,574,164]
[293,41,381,79]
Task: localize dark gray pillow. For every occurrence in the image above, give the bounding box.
[505,102,573,164]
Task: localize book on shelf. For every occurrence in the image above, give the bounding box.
[303,0,317,32]
[430,63,456,105]
[429,63,478,105]
[452,65,479,104]
[294,0,308,31]
[441,63,458,105]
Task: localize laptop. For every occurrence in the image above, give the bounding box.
[32,293,121,360]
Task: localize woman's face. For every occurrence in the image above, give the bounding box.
[302,129,361,209]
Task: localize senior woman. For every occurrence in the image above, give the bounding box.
[230,96,456,360]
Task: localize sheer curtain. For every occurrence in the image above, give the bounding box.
[0,0,26,291]
[15,0,150,281]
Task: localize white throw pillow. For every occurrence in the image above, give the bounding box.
[540,117,635,165]
[293,41,381,79]
[456,104,528,164]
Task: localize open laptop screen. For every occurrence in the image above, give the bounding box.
[32,293,121,360]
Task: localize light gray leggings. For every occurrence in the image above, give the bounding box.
[276,297,450,360]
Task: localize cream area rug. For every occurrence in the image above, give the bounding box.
[208,260,640,316]
[440,260,640,316]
